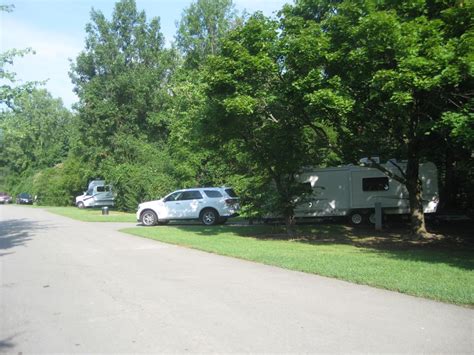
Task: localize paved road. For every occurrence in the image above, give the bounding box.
[0,205,472,353]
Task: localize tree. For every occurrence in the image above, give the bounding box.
[176,0,240,69]
[282,0,473,237]
[70,0,176,154]
[203,13,332,228]
[70,0,179,209]
[166,0,245,192]
[0,5,39,109]
[0,89,72,174]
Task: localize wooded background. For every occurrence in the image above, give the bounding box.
[1,0,472,234]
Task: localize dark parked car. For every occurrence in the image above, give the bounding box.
[16,193,33,205]
[0,192,12,204]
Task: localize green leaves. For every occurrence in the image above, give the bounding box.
[4,0,472,219]
[176,0,239,69]
[0,89,72,174]
[223,95,258,116]
[203,12,334,222]
[280,0,473,233]
[71,0,176,154]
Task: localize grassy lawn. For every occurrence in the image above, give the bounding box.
[44,206,136,222]
[121,223,474,306]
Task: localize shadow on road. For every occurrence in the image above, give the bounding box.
[0,218,52,256]
[0,335,17,351]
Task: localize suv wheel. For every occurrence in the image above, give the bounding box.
[141,210,158,226]
[200,208,218,226]
[77,201,85,209]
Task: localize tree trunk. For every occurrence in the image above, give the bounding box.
[284,213,296,237]
[405,154,428,238]
[272,173,296,236]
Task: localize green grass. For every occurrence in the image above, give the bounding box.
[44,206,136,222]
[121,224,474,306]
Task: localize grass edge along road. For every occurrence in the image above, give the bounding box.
[37,206,473,306]
[121,225,473,306]
[44,206,136,222]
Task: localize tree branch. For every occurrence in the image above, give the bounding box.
[366,157,407,185]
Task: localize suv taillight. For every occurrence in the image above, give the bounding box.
[225,198,237,205]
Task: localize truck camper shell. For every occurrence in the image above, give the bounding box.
[75,180,114,208]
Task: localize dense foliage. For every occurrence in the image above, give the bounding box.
[1,0,472,235]
[280,0,474,234]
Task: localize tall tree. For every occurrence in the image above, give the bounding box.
[70,0,176,158]
[0,89,72,174]
[176,0,240,68]
[0,5,39,109]
[70,0,181,209]
[282,0,473,237]
[167,0,244,191]
[204,13,333,228]
[1,5,48,190]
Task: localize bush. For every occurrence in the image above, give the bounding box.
[104,162,177,211]
[15,156,94,206]
[100,141,180,211]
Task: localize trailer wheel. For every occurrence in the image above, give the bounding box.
[349,212,364,225]
[369,212,376,224]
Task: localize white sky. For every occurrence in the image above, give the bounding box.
[1,0,289,109]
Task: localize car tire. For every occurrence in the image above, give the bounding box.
[200,208,219,226]
[141,210,158,226]
[77,201,85,209]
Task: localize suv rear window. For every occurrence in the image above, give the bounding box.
[225,188,238,198]
[204,190,223,198]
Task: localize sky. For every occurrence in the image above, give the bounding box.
[1,0,289,109]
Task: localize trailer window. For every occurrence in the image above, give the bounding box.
[362,177,389,191]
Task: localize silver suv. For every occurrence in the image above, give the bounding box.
[137,187,240,226]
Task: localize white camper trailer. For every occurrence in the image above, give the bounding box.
[75,180,114,208]
[294,161,439,224]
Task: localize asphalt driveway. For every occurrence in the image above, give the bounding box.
[1,205,472,353]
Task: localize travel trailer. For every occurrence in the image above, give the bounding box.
[75,180,114,208]
[293,160,438,224]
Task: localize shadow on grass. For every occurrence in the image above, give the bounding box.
[0,218,53,256]
[168,220,474,271]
